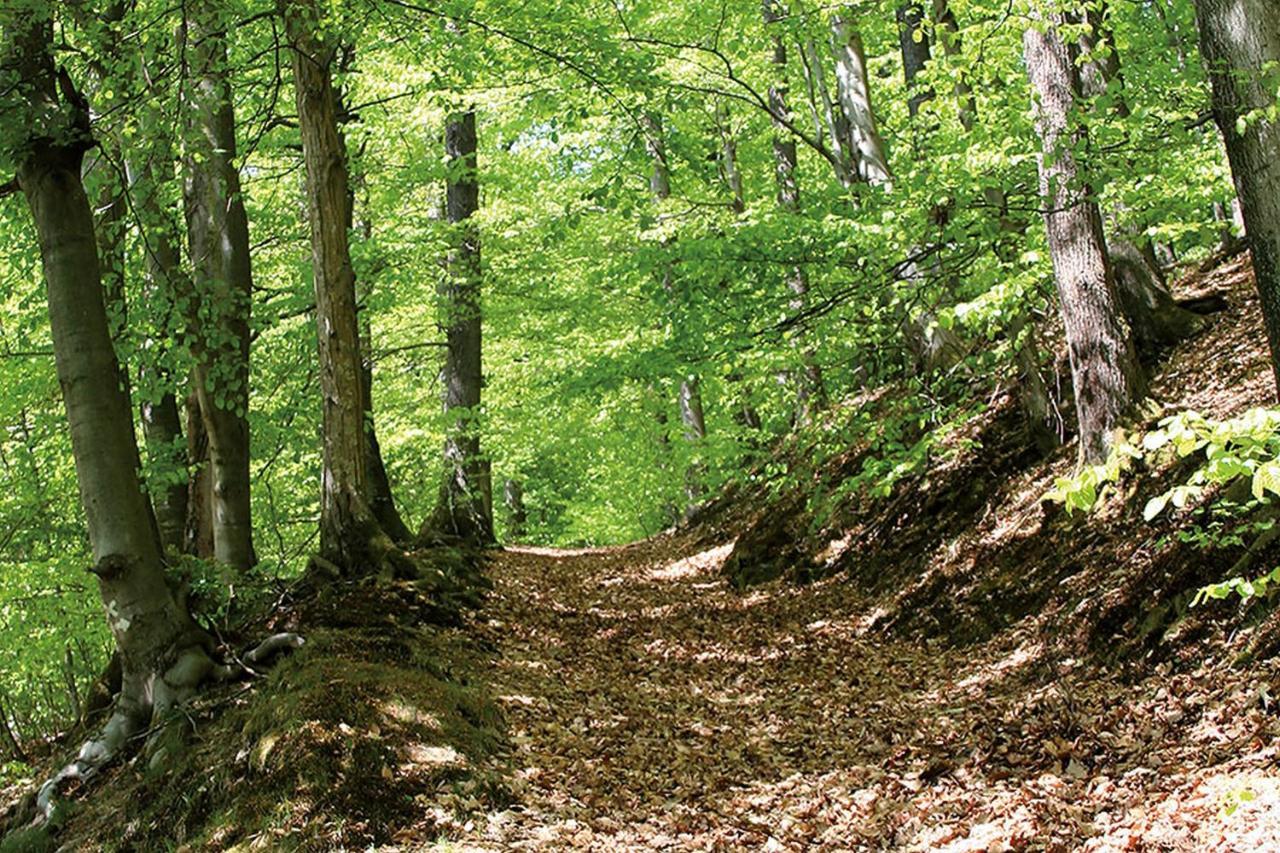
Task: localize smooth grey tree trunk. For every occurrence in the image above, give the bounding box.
[180,0,256,570]
[1194,0,1280,396]
[831,13,892,186]
[4,9,214,819]
[420,108,495,546]
[503,479,527,541]
[1023,5,1143,464]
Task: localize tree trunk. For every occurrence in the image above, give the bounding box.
[179,0,256,570]
[185,390,215,557]
[126,112,192,556]
[897,2,934,118]
[4,9,214,819]
[679,376,707,510]
[715,102,745,214]
[763,0,827,424]
[799,36,855,184]
[831,13,892,186]
[287,1,404,570]
[1023,6,1143,464]
[419,108,495,546]
[931,0,976,130]
[1195,0,1280,396]
[502,479,527,541]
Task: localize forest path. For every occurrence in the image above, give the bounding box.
[437,533,1280,851]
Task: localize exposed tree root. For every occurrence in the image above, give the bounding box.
[32,632,303,824]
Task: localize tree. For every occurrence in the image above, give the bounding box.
[287,0,414,569]
[419,107,495,546]
[0,4,219,818]
[830,12,892,186]
[763,0,827,424]
[179,0,258,570]
[1023,4,1143,464]
[897,2,934,119]
[1194,0,1280,396]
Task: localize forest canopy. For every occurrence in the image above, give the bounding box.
[2,0,1280,846]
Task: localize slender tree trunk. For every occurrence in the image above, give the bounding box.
[897,2,934,118]
[185,390,215,557]
[931,0,976,130]
[502,479,527,541]
[799,36,855,184]
[679,376,707,509]
[420,108,495,546]
[179,0,256,570]
[4,9,213,818]
[831,13,892,186]
[127,113,192,555]
[763,0,827,424]
[1194,0,1280,396]
[715,102,745,214]
[1023,5,1143,464]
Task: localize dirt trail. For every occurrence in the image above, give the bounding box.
[441,534,1280,851]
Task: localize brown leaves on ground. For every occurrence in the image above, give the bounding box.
[417,538,1280,851]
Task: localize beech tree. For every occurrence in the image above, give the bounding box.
[286,0,417,569]
[763,0,827,424]
[419,107,495,546]
[1,4,238,819]
[1194,0,1280,395]
[179,0,257,570]
[1023,3,1143,464]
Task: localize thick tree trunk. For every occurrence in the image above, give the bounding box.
[831,13,892,186]
[288,1,401,569]
[1194,0,1280,396]
[897,2,934,118]
[4,10,214,818]
[1023,6,1143,464]
[179,0,256,571]
[931,0,976,130]
[419,108,495,546]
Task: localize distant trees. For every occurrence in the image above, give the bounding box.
[1194,0,1280,397]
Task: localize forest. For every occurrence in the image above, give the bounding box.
[1,0,1280,848]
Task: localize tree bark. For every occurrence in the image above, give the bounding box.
[1194,0,1280,396]
[502,478,527,541]
[127,111,192,555]
[763,0,827,424]
[419,108,495,546]
[931,0,976,130]
[1023,6,1143,464]
[897,2,934,118]
[679,375,707,510]
[831,13,892,186]
[3,8,214,818]
[287,0,408,570]
[179,0,256,570]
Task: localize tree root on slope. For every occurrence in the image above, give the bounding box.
[31,632,304,825]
